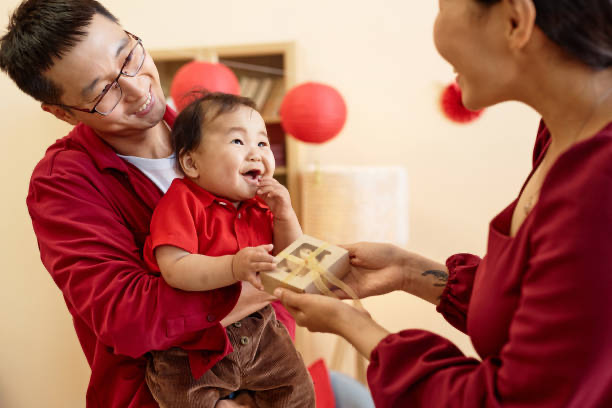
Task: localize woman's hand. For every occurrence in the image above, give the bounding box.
[336,242,409,299]
[273,289,363,335]
[274,288,390,359]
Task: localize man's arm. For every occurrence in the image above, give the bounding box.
[27,154,238,358]
[220,282,276,327]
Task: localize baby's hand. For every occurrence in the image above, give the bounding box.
[257,177,295,221]
[232,244,276,291]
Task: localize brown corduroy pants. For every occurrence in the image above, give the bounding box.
[145,305,315,407]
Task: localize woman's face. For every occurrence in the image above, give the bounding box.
[434,0,516,110]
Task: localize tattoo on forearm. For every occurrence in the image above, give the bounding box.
[422,270,448,287]
[422,270,449,301]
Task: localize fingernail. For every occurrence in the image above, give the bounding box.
[273,288,282,297]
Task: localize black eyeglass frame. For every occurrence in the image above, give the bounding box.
[52,31,145,116]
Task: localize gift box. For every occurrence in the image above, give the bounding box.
[261,235,350,296]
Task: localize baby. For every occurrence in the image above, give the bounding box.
[143,92,315,407]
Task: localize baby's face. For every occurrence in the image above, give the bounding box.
[186,106,275,201]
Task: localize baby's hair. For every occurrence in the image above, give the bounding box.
[172,90,256,172]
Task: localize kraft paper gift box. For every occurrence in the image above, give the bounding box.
[261,234,350,295]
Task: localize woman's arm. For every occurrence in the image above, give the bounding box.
[274,288,389,359]
[339,242,450,304]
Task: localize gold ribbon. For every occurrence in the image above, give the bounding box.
[276,243,363,308]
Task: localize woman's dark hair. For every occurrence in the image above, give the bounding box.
[476,0,612,69]
[0,0,119,104]
[172,91,257,173]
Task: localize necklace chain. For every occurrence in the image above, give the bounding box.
[522,82,612,216]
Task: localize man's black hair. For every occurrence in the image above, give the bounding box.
[0,0,119,104]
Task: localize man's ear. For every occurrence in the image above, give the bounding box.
[504,0,536,50]
[179,152,199,179]
[41,103,80,126]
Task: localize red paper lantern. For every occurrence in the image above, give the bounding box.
[280,82,347,144]
[170,61,240,111]
[440,82,484,123]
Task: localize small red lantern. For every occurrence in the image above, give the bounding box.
[280,82,347,144]
[440,82,484,123]
[170,61,240,111]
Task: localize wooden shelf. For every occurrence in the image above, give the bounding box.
[263,116,281,124]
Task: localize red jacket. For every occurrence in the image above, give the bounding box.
[367,122,612,407]
[26,107,295,408]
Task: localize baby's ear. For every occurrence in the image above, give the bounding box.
[179,153,199,179]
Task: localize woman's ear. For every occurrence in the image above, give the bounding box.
[179,153,199,179]
[504,0,536,50]
[41,103,80,126]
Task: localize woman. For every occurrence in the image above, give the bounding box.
[275,0,612,406]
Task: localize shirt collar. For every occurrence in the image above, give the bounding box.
[70,105,177,174]
[181,177,269,212]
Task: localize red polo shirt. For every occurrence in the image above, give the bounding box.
[26,107,294,408]
[143,177,275,379]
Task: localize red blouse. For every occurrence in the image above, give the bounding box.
[367,121,612,407]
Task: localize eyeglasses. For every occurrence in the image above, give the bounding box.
[54,31,146,116]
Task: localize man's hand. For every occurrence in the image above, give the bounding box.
[232,244,276,291]
[220,282,276,327]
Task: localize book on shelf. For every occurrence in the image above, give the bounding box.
[261,78,285,119]
[252,77,274,111]
[240,76,260,99]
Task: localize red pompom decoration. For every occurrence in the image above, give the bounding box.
[280,82,347,144]
[170,61,240,111]
[440,82,484,123]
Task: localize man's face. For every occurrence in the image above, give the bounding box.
[43,14,166,138]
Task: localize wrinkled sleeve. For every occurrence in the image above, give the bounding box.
[366,139,612,407]
[436,253,481,333]
[27,153,239,358]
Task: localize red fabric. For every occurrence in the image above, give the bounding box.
[143,177,274,379]
[367,120,612,407]
[307,359,336,408]
[26,106,295,408]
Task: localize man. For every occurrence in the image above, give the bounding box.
[0,1,294,406]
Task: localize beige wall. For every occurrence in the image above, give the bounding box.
[0,0,540,406]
